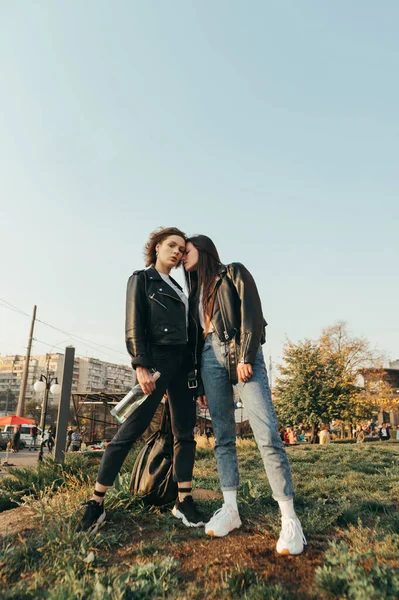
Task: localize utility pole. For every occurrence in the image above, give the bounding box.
[16,304,37,417]
[54,346,75,463]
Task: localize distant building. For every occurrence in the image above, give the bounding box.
[0,353,134,413]
[361,360,399,426]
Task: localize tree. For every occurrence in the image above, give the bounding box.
[24,400,61,427]
[275,323,386,438]
[319,322,384,431]
[274,340,347,432]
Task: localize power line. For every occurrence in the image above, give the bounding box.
[0,296,127,359]
[36,319,126,357]
[33,338,128,363]
[0,299,30,317]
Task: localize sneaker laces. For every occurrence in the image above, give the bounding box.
[281,518,307,545]
[208,504,235,525]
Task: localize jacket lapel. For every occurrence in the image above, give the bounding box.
[207,264,226,299]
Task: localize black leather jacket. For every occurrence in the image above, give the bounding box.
[125,267,188,368]
[190,263,267,385]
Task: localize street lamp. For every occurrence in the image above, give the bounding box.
[34,374,61,462]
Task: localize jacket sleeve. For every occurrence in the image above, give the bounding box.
[228,263,266,364]
[125,272,152,368]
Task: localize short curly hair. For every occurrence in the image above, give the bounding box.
[144,227,186,267]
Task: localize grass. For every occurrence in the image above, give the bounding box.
[0,440,397,599]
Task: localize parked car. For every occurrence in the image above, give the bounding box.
[3,424,43,448]
[0,432,12,450]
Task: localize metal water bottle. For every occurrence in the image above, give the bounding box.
[111,371,161,424]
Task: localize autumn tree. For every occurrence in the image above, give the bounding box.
[275,322,386,438]
[274,340,348,435]
[320,322,385,433]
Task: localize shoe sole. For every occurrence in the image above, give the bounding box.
[171,507,204,528]
[276,546,304,555]
[206,521,242,537]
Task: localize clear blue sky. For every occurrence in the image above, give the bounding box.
[1,1,398,372]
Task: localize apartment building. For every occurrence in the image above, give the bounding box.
[0,354,134,409]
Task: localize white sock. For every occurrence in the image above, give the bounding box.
[278,499,296,520]
[223,490,238,512]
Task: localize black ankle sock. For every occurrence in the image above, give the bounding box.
[93,490,105,502]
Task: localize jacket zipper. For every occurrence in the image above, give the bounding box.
[217,288,230,340]
[158,291,184,304]
[190,313,198,366]
[148,294,167,310]
[159,291,187,339]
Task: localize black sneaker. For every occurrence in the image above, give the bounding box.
[172,496,205,528]
[78,500,106,532]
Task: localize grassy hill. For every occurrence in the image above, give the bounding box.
[0,440,398,599]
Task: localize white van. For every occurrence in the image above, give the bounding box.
[3,424,43,448]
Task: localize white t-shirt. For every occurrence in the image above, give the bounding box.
[199,287,214,333]
[159,273,189,328]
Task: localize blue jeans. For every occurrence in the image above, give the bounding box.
[201,333,294,501]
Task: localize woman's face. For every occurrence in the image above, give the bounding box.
[156,235,186,268]
[183,241,199,272]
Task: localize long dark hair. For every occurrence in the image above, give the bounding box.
[184,235,221,319]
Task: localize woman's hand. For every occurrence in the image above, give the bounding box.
[197,395,208,409]
[136,366,157,395]
[237,363,253,383]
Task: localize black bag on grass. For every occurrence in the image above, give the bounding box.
[129,402,178,506]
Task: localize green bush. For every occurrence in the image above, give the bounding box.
[0,455,98,511]
[315,541,399,600]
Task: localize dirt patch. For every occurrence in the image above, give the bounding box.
[0,506,36,537]
[114,521,326,599]
[173,529,325,598]
[192,488,222,501]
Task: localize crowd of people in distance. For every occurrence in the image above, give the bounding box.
[278,420,398,445]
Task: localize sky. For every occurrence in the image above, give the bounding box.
[1,1,398,376]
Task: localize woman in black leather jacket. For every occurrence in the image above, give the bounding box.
[184,234,306,555]
[79,227,204,532]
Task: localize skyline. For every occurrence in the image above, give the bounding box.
[1,2,398,370]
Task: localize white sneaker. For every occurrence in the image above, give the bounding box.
[205,504,242,537]
[276,517,307,555]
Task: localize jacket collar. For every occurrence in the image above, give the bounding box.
[145,266,162,281]
[146,266,184,300]
[207,263,226,298]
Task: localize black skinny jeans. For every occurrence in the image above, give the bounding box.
[97,345,197,487]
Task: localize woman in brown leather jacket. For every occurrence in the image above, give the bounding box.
[183,234,306,555]
[79,227,204,532]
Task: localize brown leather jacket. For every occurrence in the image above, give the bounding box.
[190,263,267,385]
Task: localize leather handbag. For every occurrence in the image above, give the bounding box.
[129,401,178,506]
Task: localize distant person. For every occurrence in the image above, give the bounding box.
[356,426,365,444]
[318,424,331,445]
[379,424,390,442]
[288,427,297,445]
[396,426,399,441]
[29,423,38,451]
[47,426,56,453]
[298,430,306,443]
[311,425,319,444]
[40,428,49,453]
[65,426,74,452]
[12,425,21,453]
[70,428,82,452]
